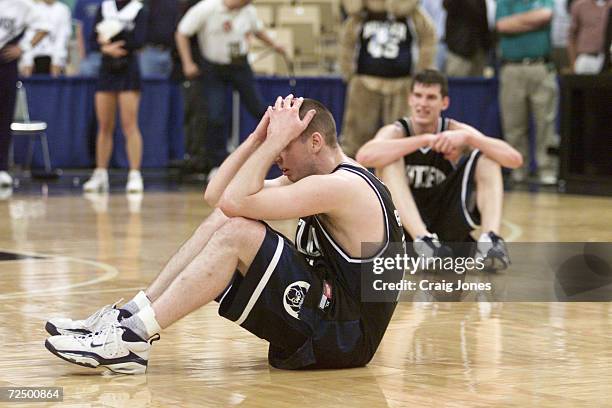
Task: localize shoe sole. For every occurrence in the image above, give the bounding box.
[45,340,146,375]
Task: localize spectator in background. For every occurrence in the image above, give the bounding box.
[74,0,103,76]
[603,6,612,70]
[139,0,178,77]
[421,0,447,71]
[496,0,558,184]
[444,0,492,77]
[20,0,72,76]
[0,0,49,189]
[175,0,286,177]
[568,0,611,74]
[552,0,572,72]
[173,0,208,175]
[82,0,149,193]
[60,0,76,9]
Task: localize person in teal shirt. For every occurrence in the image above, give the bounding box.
[496,0,559,185]
[59,0,76,11]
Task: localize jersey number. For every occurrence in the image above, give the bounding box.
[367,40,399,59]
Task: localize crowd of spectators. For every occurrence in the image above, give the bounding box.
[3,0,611,188]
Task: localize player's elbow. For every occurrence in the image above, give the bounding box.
[505,150,524,169]
[218,195,241,218]
[203,186,219,207]
[355,148,372,167]
[355,145,380,168]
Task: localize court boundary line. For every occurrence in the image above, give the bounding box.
[0,247,119,300]
[502,219,523,242]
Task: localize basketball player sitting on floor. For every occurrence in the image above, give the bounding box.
[357,69,523,269]
[44,96,406,374]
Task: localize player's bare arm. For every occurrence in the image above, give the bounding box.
[219,94,351,220]
[356,124,436,169]
[433,120,523,168]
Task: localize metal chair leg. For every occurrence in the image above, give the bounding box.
[25,137,34,171]
[40,133,52,172]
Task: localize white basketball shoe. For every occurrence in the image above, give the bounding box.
[45,300,124,336]
[126,170,143,193]
[83,169,109,192]
[0,171,13,187]
[45,322,159,374]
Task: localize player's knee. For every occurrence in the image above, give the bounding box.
[214,217,262,245]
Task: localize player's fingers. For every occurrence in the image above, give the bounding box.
[441,140,451,153]
[292,96,304,110]
[284,94,294,108]
[274,96,283,110]
[432,137,443,151]
[301,109,316,127]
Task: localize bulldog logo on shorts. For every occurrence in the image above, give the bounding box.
[283,281,311,319]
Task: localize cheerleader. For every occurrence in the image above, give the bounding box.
[83,0,148,193]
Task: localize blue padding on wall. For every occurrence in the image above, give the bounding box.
[16,76,506,169]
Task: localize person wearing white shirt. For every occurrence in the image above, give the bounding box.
[20,0,72,76]
[175,0,286,174]
[0,0,49,189]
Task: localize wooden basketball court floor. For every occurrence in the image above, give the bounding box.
[1,187,611,407]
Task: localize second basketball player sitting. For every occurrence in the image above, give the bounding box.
[357,69,523,269]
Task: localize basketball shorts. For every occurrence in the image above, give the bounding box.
[413,149,482,243]
[217,225,368,370]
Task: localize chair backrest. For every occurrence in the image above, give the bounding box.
[13,82,31,123]
[298,0,340,34]
[277,5,321,56]
[250,28,294,75]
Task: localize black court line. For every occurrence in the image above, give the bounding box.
[0,252,45,262]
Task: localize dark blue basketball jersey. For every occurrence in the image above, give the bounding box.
[356,11,414,78]
[294,163,406,366]
[397,116,455,202]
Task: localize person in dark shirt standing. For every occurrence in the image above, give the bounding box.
[139,0,178,77]
[74,0,103,76]
[443,0,492,77]
[82,0,149,193]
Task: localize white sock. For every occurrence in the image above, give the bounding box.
[121,290,151,316]
[479,232,492,242]
[129,169,141,178]
[123,304,162,340]
[94,168,108,178]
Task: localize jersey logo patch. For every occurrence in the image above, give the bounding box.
[283,281,311,319]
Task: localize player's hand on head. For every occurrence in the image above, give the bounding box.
[267,94,316,146]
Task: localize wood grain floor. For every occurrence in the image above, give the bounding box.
[0,190,611,407]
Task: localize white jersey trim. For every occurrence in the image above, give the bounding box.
[461,149,481,229]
